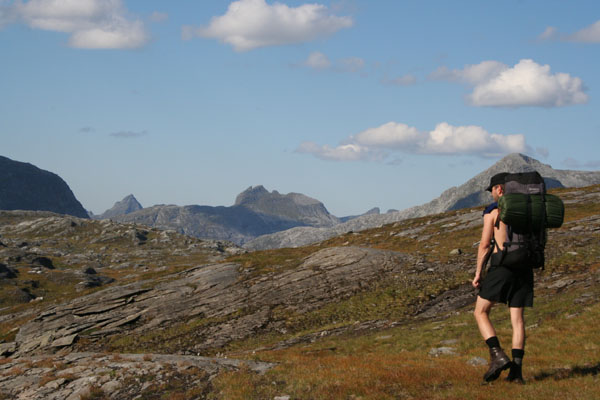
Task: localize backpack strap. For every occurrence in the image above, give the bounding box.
[483,202,498,216]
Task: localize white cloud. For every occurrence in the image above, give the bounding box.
[350,122,420,149]
[432,59,587,108]
[468,59,588,107]
[298,122,527,162]
[69,18,147,49]
[7,0,149,49]
[423,123,525,156]
[538,26,557,41]
[296,141,383,162]
[303,51,331,69]
[567,20,600,43]
[429,61,507,85]
[187,0,353,51]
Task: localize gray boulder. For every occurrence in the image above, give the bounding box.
[0,263,17,279]
[31,257,55,269]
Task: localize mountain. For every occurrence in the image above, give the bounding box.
[95,194,143,219]
[107,186,339,245]
[234,185,340,227]
[339,207,381,223]
[0,155,88,219]
[244,153,600,250]
[108,204,304,245]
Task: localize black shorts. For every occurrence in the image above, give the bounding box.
[479,265,534,307]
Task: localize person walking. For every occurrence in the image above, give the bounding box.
[472,172,532,383]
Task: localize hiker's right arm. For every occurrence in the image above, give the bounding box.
[473,212,495,288]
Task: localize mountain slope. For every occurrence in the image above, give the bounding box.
[245,153,600,250]
[95,194,143,219]
[0,155,88,218]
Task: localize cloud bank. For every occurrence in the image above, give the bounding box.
[539,20,600,43]
[430,59,588,107]
[183,0,353,51]
[296,142,384,162]
[303,51,331,69]
[297,122,527,162]
[567,19,600,43]
[5,0,149,49]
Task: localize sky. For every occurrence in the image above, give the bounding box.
[1,0,599,217]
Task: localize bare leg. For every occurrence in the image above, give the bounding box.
[507,307,526,383]
[475,296,511,381]
[474,296,496,340]
[510,307,525,349]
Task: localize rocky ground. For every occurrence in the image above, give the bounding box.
[0,352,273,400]
[1,185,599,399]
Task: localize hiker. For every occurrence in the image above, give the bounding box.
[472,172,532,384]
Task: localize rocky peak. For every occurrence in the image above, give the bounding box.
[234,185,270,206]
[365,207,380,215]
[234,185,339,227]
[96,194,143,220]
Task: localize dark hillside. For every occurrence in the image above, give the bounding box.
[0,156,88,218]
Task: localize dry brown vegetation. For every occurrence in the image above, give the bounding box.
[1,185,599,399]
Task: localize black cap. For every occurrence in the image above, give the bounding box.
[486,172,509,192]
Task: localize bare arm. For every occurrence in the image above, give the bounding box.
[473,210,496,288]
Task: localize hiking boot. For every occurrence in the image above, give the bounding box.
[505,363,525,384]
[483,347,511,382]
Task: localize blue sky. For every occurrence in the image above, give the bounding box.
[1,0,599,216]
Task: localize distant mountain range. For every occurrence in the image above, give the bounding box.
[244,153,600,250]
[100,186,347,245]
[3,153,600,248]
[0,155,88,219]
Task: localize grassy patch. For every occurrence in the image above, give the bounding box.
[225,245,321,278]
[213,284,600,400]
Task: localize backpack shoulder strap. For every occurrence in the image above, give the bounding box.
[483,202,498,216]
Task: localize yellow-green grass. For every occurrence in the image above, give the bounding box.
[225,245,323,279]
[211,276,600,400]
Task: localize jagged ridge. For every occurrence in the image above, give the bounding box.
[245,153,600,250]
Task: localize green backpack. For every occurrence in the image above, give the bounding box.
[493,171,565,269]
[498,193,565,231]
